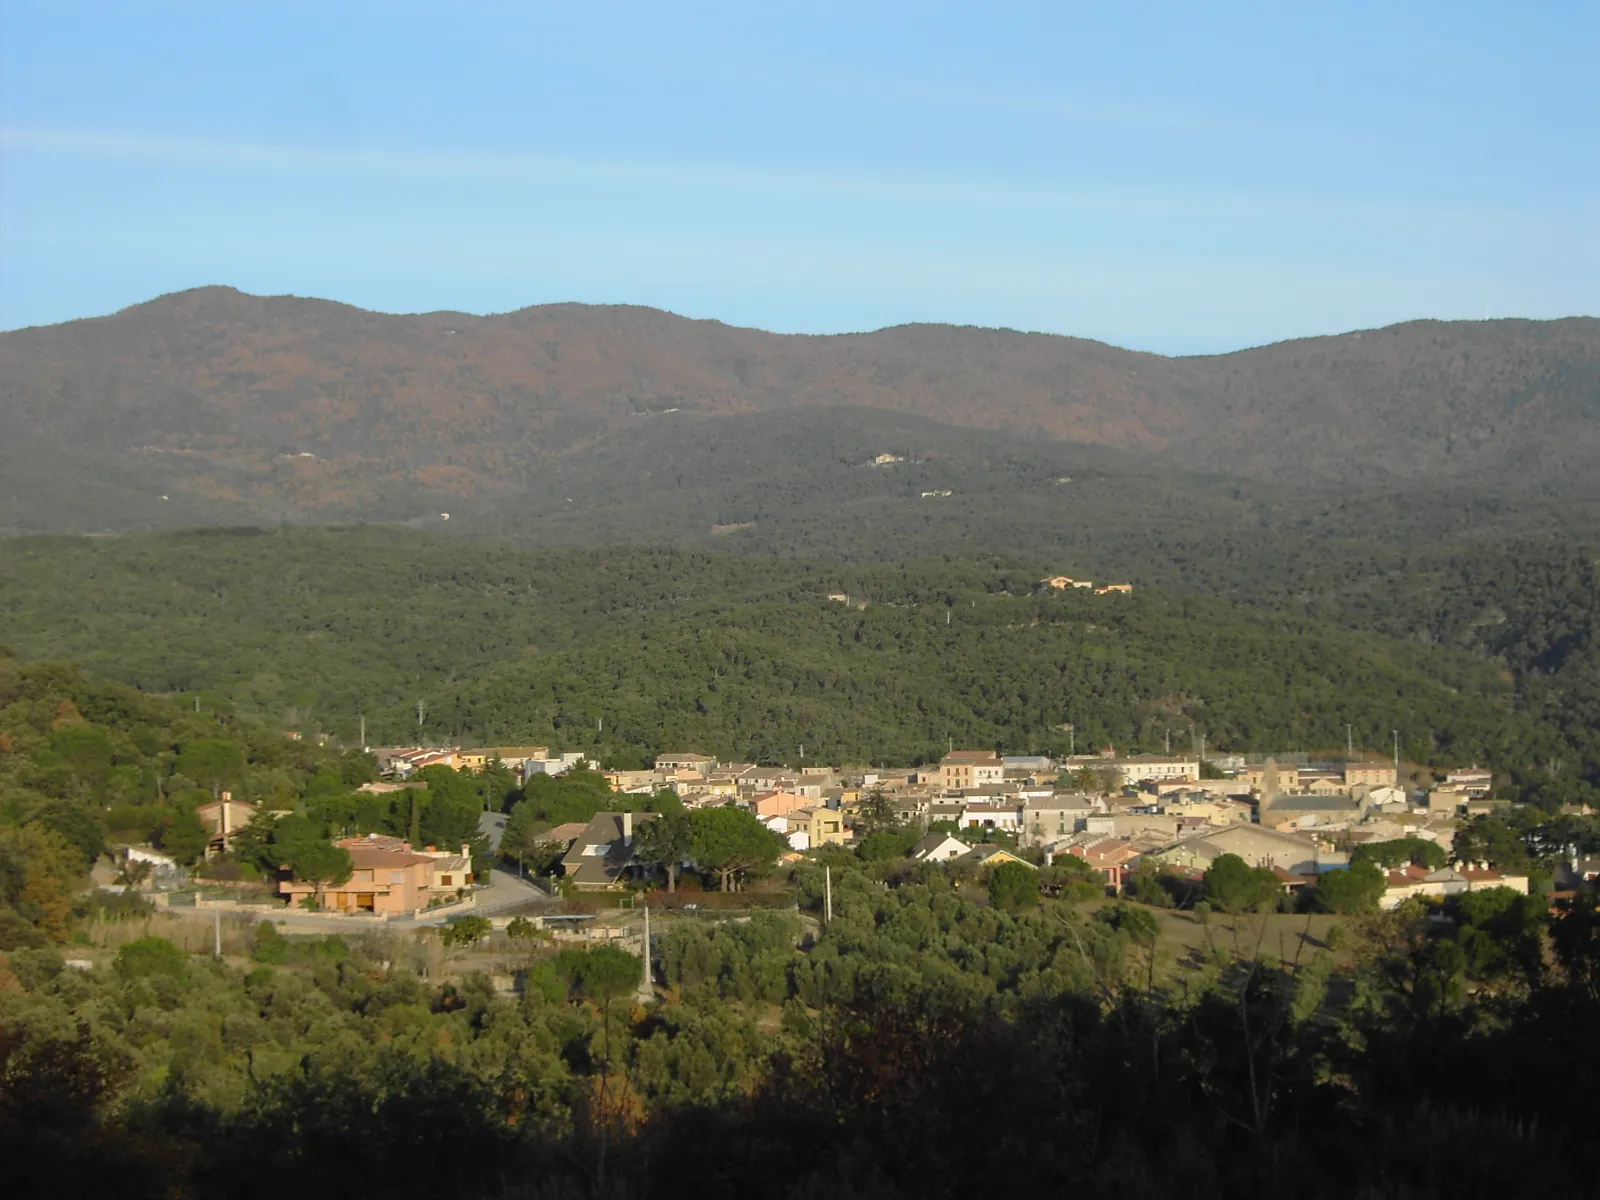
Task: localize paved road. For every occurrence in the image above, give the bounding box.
[479,811,508,853]
[171,867,550,935]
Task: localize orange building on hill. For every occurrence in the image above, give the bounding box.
[278,836,436,915]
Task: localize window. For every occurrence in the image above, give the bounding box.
[583,843,611,857]
[440,874,453,886]
[389,871,404,883]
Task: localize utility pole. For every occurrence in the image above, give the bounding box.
[213,905,222,958]
[194,696,200,713]
[1392,730,1400,776]
[416,700,425,733]
[824,865,833,927]
[1164,728,1170,754]
[638,900,652,1004]
[1346,723,1353,760]
[360,714,366,751]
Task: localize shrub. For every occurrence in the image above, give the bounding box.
[114,936,186,979]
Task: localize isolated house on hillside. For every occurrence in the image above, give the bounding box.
[280,838,435,915]
[194,795,255,858]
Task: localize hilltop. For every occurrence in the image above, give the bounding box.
[2,288,1596,539]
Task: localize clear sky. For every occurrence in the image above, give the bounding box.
[1,1,1594,353]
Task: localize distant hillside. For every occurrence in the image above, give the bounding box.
[1,288,1596,537]
[0,527,1534,771]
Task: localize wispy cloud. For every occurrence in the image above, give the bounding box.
[564,48,1321,145]
[0,123,1551,234]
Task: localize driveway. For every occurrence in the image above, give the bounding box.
[168,868,551,936]
[479,810,508,853]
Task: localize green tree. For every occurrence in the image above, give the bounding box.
[231,805,283,874]
[554,944,641,1006]
[174,738,246,797]
[857,826,919,862]
[1313,860,1386,914]
[501,800,565,877]
[440,914,493,950]
[1354,837,1447,871]
[987,861,1040,912]
[1202,853,1281,913]
[154,807,210,866]
[633,811,693,892]
[28,802,106,872]
[114,936,187,979]
[506,916,537,940]
[284,840,353,908]
[689,806,782,892]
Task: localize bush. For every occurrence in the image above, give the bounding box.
[253,921,349,965]
[114,936,187,979]
[6,946,65,989]
[988,862,1040,912]
[439,915,493,949]
[0,907,50,950]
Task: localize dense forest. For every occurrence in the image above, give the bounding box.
[4,814,1599,1197]
[0,526,1566,783]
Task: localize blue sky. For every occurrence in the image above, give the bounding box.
[1,1,1594,353]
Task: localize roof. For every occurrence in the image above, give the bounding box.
[343,844,435,870]
[942,750,1002,764]
[544,821,589,844]
[559,812,657,888]
[1265,794,1359,811]
[911,832,972,858]
[1025,795,1097,811]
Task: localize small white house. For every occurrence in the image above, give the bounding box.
[911,833,973,863]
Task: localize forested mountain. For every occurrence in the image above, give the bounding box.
[0,527,1576,790]
[2,287,1596,537]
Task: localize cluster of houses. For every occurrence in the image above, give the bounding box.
[158,744,1536,912]
[372,745,588,780]
[1041,575,1134,596]
[571,748,1531,905]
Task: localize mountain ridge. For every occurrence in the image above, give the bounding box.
[2,287,1597,536]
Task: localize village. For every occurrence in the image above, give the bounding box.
[259,741,1561,919]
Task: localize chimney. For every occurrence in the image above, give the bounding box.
[622,811,633,841]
